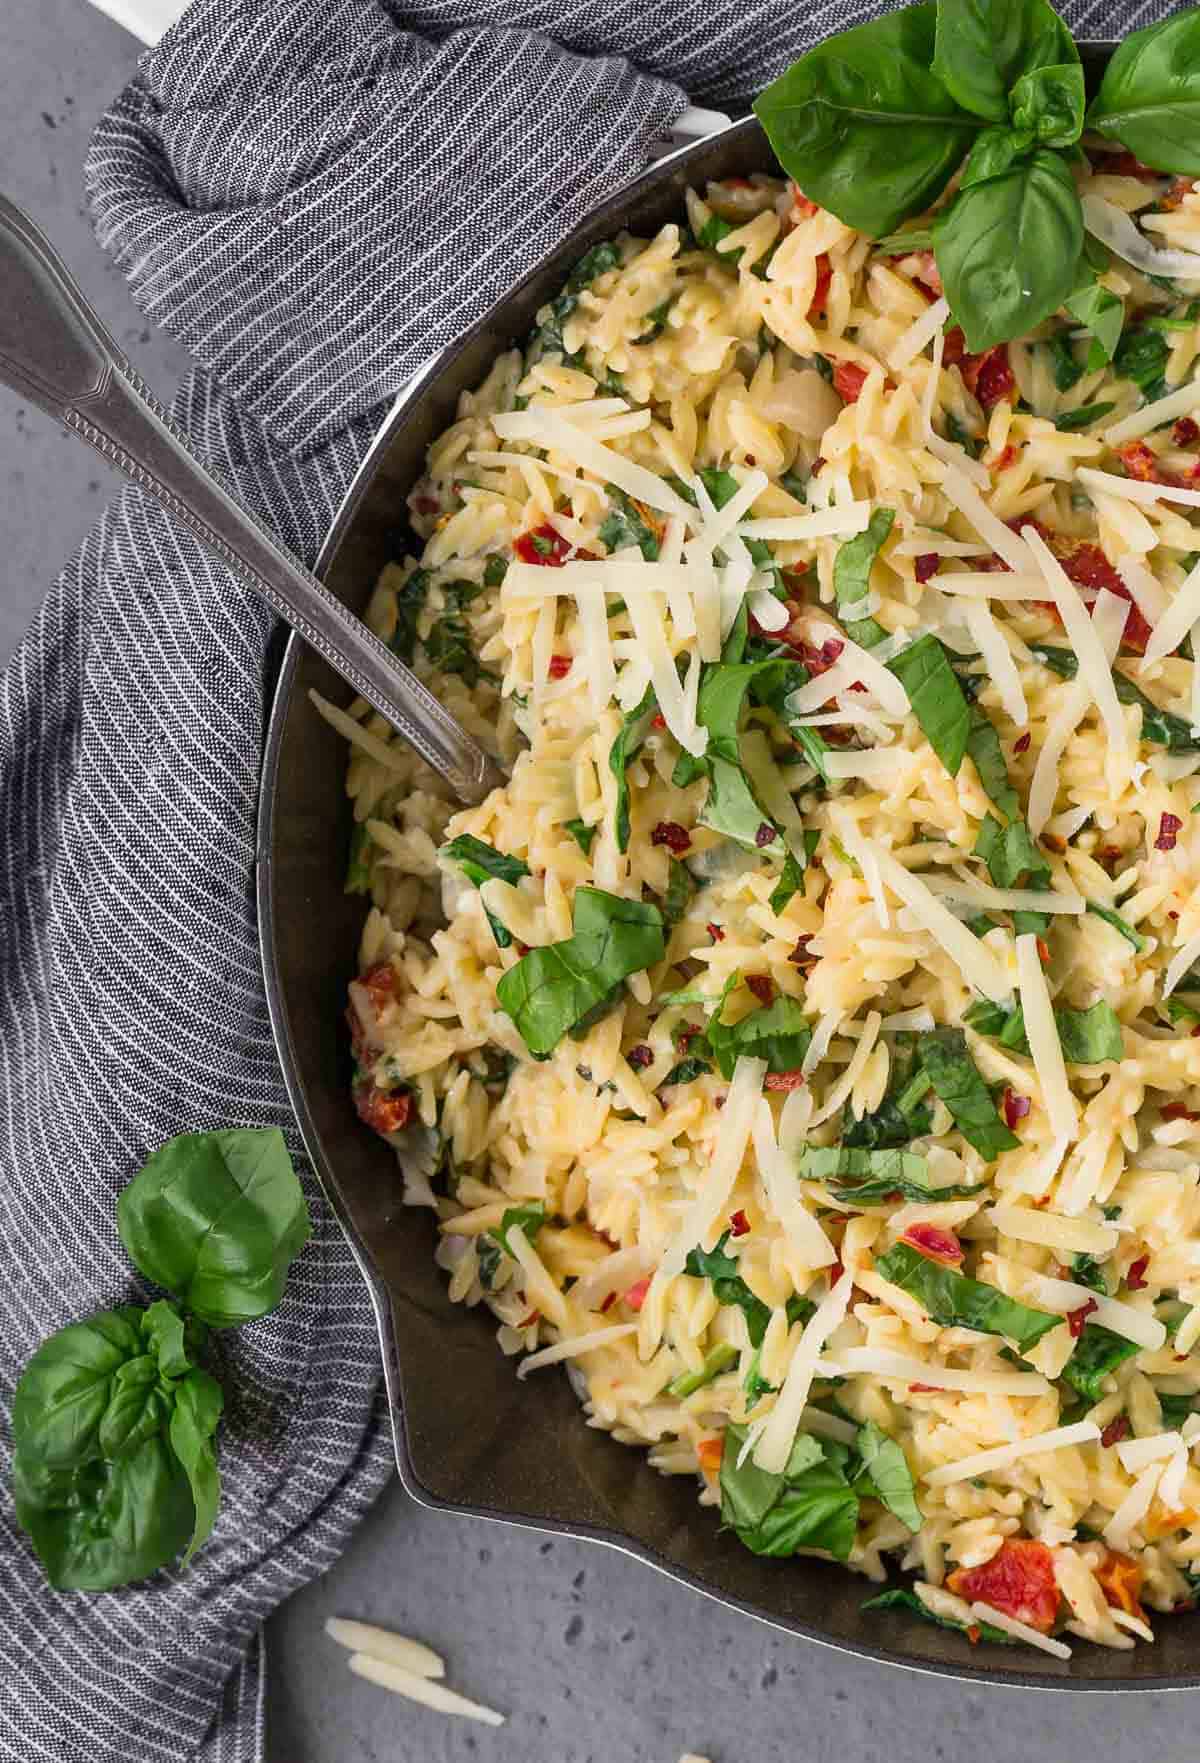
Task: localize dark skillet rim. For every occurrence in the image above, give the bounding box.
[256,72,1200,1691]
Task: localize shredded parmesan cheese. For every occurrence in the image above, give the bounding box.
[517,1322,638,1377]
[1104,379,1200,447]
[347,1653,505,1725]
[326,1620,444,1678]
[1015,931,1079,1140]
[754,1271,854,1474]
[963,599,1028,727]
[1141,554,1200,665]
[988,1205,1117,1256]
[492,409,694,519]
[923,1421,1100,1487]
[816,1347,1052,1396]
[1023,533,1129,756]
[1023,1275,1166,1350]
[889,296,951,372]
[968,1604,1072,1659]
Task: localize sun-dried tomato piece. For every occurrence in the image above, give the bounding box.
[764,1070,807,1092]
[729,1208,751,1237]
[547,653,572,679]
[788,935,815,967]
[357,961,396,1012]
[1101,1415,1131,1448]
[754,822,777,848]
[353,1081,412,1137]
[901,1224,964,1266]
[623,1276,652,1312]
[1014,732,1032,754]
[1162,176,1197,210]
[1174,417,1200,448]
[515,522,574,566]
[651,821,692,853]
[809,253,832,318]
[696,1435,724,1472]
[966,345,1015,410]
[1097,1550,1145,1621]
[1156,813,1183,852]
[914,553,941,584]
[1003,1089,1032,1130]
[786,635,845,675]
[947,1537,1060,1633]
[1126,1253,1150,1290]
[707,922,725,943]
[1162,1102,1200,1122]
[1094,149,1164,181]
[626,1045,653,1070]
[1068,1298,1099,1338]
[746,975,774,1005]
[833,360,869,404]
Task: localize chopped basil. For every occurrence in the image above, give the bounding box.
[441,835,531,950]
[874,1243,1059,1354]
[863,1586,1012,1646]
[720,1426,860,1561]
[660,1056,712,1088]
[701,992,812,1081]
[496,887,665,1057]
[684,1232,813,1348]
[609,683,657,854]
[844,1039,934,1147]
[564,818,596,856]
[662,859,696,926]
[854,1420,922,1532]
[965,706,1020,818]
[390,567,431,665]
[483,555,508,588]
[478,1202,546,1290]
[965,997,1124,1064]
[1061,1323,1140,1403]
[599,485,660,561]
[769,849,805,915]
[1113,323,1171,404]
[834,509,895,648]
[1033,644,1200,753]
[974,813,1049,890]
[1065,280,1124,371]
[919,1027,1020,1160]
[1055,400,1116,432]
[889,634,972,777]
[1071,1253,1108,1296]
[691,663,789,859]
[1086,900,1146,952]
[798,1145,986,1205]
[1047,331,1085,392]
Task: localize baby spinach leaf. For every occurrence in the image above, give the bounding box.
[863,1585,1012,1644]
[720,1425,860,1560]
[442,833,531,948]
[660,1056,713,1088]
[754,6,980,238]
[875,1242,1059,1352]
[1010,60,1086,145]
[1055,401,1116,431]
[1032,644,1200,751]
[1070,1252,1109,1296]
[974,812,1049,889]
[798,1144,986,1205]
[1061,1323,1140,1402]
[1088,12,1200,178]
[565,818,596,856]
[1086,900,1146,952]
[934,150,1083,351]
[769,849,805,915]
[599,486,660,561]
[965,706,1020,818]
[609,683,657,854]
[702,993,812,1080]
[889,634,972,777]
[1065,279,1124,370]
[168,1369,223,1566]
[1113,324,1171,404]
[1054,1000,1124,1064]
[116,1128,311,1330]
[932,0,1078,125]
[854,1420,922,1531]
[668,1342,740,1398]
[835,509,895,647]
[920,1027,1020,1159]
[496,887,665,1057]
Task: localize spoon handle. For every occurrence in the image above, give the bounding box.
[0,192,504,805]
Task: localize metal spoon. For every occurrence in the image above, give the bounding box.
[0,193,504,805]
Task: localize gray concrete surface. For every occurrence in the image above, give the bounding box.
[4,3,1200,1761]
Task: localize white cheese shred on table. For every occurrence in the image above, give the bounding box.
[639,1056,765,1359]
[923,1421,1100,1487]
[1015,931,1080,1141]
[753,1270,854,1474]
[968,1605,1073,1660]
[346,1653,506,1726]
[325,1618,445,1679]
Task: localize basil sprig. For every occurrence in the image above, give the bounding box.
[754,0,1200,351]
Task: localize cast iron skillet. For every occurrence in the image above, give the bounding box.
[257,48,1200,1687]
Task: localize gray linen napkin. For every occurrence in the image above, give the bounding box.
[0,1,1161,1758]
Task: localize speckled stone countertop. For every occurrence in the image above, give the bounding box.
[4,3,1200,1757]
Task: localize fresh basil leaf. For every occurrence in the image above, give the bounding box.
[920,1027,1020,1159]
[442,834,531,949]
[720,1425,860,1561]
[599,485,660,561]
[660,1056,713,1088]
[1113,323,1171,403]
[141,1298,198,1382]
[875,1242,1058,1352]
[932,0,1078,125]
[345,823,373,895]
[13,1433,195,1593]
[854,1420,922,1531]
[889,634,972,777]
[685,1233,773,1347]
[497,887,665,1057]
[609,683,657,854]
[974,812,1049,888]
[1010,61,1086,146]
[965,706,1020,818]
[565,818,596,856]
[798,1144,986,1205]
[692,663,789,858]
[769,849,805,915]
[487,1203,546,1257]
[1070,1253,1109,1296]
[1055,401,1116,431]
[1158,1390,1198,1428]
[843,1093,935,1149]
[168,1369,223,1566]
[1047,330,1085,391]
[873,226,937,254]
[1032,644,1200,751]
[835,509,895,647]
[703,994,812,1081]
[483,555,508,588]
[1088,13,1200,178]
[1054,1000,1124,1064]
[934,150,1083,351]
[116,1129,311,1330]
[1065,279,1124,370]
[1086,900,1146,952]
[389,567,430,665]
[11,1308,153,1471]
[754,6,980,238]
[960,125,1035,189]
[863,1586,1012,1645]
[1061,1322,1140,1402]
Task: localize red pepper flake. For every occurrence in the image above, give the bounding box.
[548,653,572,680]
[1068,1297,1099,1338]
[746,974,775,1005]
[1126,1253,1150,1290]
[623,1276,652,1312]
[353,1081,412,1138]
[600,1289,617,1313]
[1014,732,1031,754]
[1036,936,1051,965]
[990,443,1018,474]
[651,820,692,853]
[909,1382,942,1394]
[808,253,832,318]
[833,360,869,404]
[729,1208,751,1238]
[790,183,820,220]
[677,1023,702,1050]
[626,1044,653,1070]
[518,1310,540,1329]
[1162,1102,1200,1122]
[829,1257,845,1288]
[914,553,941,584]
[962,343,1015,410]
[1156,813,1183,852]
[650,712,667,730]
[788,935,815,967]
[1003,1088,1032,1130]
[788,636,844,675]
[901,1223,964,1266]
[707,922,725,942]
[515,522,574,566]
[966,1625,982,1646]
[1175,417,1200,448]
[754,822,777,848]
[764,1070,807,1091]
[1101,1415,1131,1448]
[1117,440,1184,490]
[946,1538,1059,1633]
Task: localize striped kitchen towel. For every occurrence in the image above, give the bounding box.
[0,0,1159,1759]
